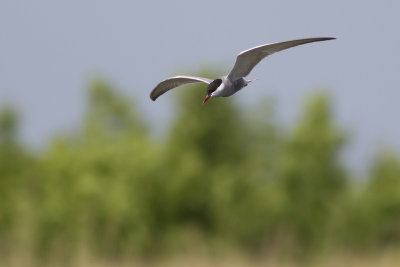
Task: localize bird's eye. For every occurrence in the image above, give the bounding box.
[207,79,222,94]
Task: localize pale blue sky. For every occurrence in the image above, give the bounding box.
[1,1,399,171]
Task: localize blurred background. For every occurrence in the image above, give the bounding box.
[1,1,400,266]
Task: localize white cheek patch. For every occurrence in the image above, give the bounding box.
[212,84,224,97]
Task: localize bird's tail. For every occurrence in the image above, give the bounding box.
[246,78,258,84]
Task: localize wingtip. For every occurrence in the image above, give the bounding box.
[149,93,157,101]
[316,37,336,43]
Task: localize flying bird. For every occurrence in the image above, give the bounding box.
[150,37,335,103]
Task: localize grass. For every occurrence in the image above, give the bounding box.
[4,250,400,267]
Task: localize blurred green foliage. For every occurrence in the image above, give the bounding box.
[0,74,400,264]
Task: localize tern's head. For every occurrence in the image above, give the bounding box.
[203,78,222,103]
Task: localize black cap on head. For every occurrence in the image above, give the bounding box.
[206,79,222,95]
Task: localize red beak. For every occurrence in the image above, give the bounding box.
[203,94,211,104]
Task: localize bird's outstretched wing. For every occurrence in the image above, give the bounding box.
[150,76,212,101]
[227,37,335,80]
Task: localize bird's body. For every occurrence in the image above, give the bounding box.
[212,76,251,97]
[150,37,335,103]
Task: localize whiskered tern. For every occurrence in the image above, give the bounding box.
[150,37,335,103]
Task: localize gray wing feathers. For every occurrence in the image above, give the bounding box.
[150,76,212,101]
[228,37,335,80]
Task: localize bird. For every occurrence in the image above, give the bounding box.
[150,37,335,103]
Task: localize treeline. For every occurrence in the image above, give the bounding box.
[1,75,400,263]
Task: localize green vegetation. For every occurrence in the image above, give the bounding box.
[0,75,400,265]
